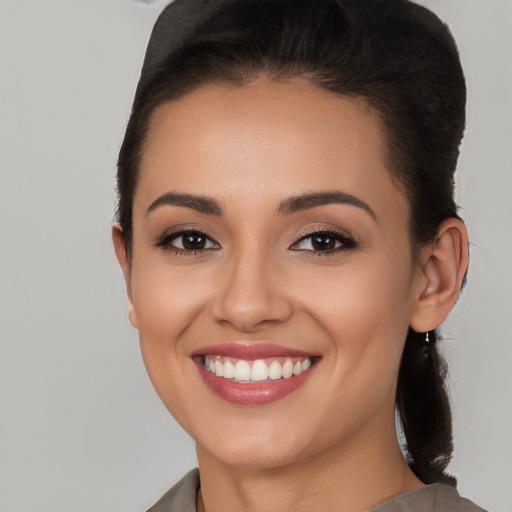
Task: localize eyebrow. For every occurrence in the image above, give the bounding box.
[278,191,376,220]
[146,190,376,219]
[147,192,223,216]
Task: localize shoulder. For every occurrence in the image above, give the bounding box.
[146,468,200,512]
[371,483,489,512]
[145,473,489,512]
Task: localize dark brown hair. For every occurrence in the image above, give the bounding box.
[117,0,466,485]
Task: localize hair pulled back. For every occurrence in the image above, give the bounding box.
[117,0,466,485]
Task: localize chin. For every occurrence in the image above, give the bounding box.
[193,415,327,470]
[200,438,307,470]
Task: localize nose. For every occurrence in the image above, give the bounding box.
[211,249,293,333]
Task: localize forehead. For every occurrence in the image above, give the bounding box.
[135,78,409,223]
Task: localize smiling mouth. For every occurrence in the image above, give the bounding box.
[202,355,313,383]
[192,343,320,405]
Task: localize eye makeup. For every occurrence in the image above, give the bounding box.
[154,225,358,258]
[155,228,220,257]
[290,227,357,256]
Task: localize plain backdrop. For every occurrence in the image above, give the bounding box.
[1,0,511,510]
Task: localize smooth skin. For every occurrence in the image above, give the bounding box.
[113,78,468,512]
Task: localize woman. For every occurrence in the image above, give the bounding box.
[113,0,487,510]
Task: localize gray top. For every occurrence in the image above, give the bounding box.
[147,469,488,512]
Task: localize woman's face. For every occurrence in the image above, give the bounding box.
[122,78,426,468]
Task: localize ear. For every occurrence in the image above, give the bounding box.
[409,218,469,333]
[112,223,138,329]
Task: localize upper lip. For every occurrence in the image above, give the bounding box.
[192,342,319,360]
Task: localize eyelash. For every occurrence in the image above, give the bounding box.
[155,228,357,257]
[291,228,357,256]
[155,229,220,257]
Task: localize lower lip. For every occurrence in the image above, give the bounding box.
[196,361,317,405]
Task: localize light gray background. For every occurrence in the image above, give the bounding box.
[1,0,510,510]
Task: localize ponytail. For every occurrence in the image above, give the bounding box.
[396,328,456,485]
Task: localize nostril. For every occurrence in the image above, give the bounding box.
[210,260,294,331]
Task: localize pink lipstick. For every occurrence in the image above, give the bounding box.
[193,343,319,405]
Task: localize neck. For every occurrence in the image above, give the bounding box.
[196,419,423,512]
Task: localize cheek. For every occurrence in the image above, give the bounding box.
[281,257,414,446]
[131,257,210,336]
[299,250,413,331]
[129,260,211,398]
[130,268,216,437]
[299,252,414,380]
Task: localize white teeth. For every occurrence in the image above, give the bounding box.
[234,360,251,381]
[251,360,269,382]
[214,360,223,377]
[223,360,235,379]
[269,360,282,380]
[282,360,294,379]
[204,356,313,382]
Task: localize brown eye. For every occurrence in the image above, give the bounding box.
[311,233,337,251]
[156,230,219,253]
[291,230,356,254]
[182,232,207,250]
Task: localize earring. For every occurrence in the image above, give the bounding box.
[425,331,430,344]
